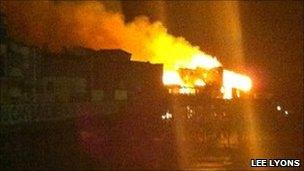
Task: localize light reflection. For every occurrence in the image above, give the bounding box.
[276,105,282,111]
[161,111,173,120]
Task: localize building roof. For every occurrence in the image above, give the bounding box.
[62,47,131,62]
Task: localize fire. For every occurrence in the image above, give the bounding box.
[2,1,252,99]
[163,71,182,85]
[162,52,252,99]
[146,27,252,98]
[194,79,206,87]
[222,70,252,99]
[188,53,221,69]
[223,70,252,92]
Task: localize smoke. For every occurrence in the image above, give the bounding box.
[1,1,220,70]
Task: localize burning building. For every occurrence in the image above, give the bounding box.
[40,47,166,114]
[0,3,256,169]
[166,67,224,97]
[1,1,253,101]
[164,65,252,99]
[1,2,301,170]
[0,43,167,123]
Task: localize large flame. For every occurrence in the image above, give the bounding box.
[163,71,182,85]
[162,51,252,99]
[2,1,252,99]
[223,70,252,99]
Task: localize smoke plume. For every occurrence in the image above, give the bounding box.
[1,1,220,71]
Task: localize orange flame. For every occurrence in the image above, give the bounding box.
[162,51,252,99]
[222,70,252,99]
[2,1,252,98]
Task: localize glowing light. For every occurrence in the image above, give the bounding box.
[161,111,173,120]
[156,37,252,100]
[194,79,206,87]
[277,106,282,111]
[162,52,221,88]
[188,53,221,69]
[222,70,252,99]
[284,110,288,115]
[163,71,182,85]
[179,86,196,94]
[223,70,252,91]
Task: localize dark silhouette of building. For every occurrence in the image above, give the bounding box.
[0,12,7,41]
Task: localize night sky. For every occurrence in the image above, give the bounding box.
[120,1,303,116]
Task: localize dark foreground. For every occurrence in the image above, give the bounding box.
[1,100,303,170]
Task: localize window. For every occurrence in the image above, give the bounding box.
[114,90,127,100]
[91,90,104,102]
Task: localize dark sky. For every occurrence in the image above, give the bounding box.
[121,1,303,110]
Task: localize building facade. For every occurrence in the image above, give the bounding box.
[0,42,167,124]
